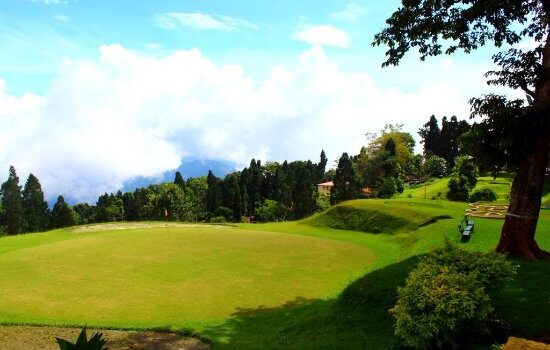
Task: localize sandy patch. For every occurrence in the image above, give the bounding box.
[71,222,227,233]
[0,325,210,350]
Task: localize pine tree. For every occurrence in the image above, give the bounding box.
[50,195,77,229]
[317,150,328,182]
[22,173,49,232]
[0,166,24,234]
[222,173,242,221]
[418,115,441,157]
[331,153,359,205]
[206,170,223,214]
[174,171,186,191]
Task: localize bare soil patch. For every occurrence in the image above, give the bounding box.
[503,337,550,350]
[0,325,210,350]
[71,222,225,233]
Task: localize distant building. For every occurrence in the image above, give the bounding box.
[361,186,374,197]
[317,181,333,195]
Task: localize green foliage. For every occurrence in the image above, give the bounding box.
[212,206,233,222]
[373,0,549,258]
[56,326,107,350]
[447,156,479,201]
[255,199,285,222]
[208,216,227,223]
[95,192,124,222]
[418,115,441,157]
[453,155,479,189]
[174,171,186,191]
[419,116,471,168]
[0,165,23,234]
[206,170,223,214]
[470,187,498,203]
[22,173,49,232]
[446,175,470,201]
[144,183,187,221]
[73,203,96,225]
[378,177,397,199]
[50,196,78,229]
[315,194,331,212]
[331,153,359,205]
[317,150,328,182]
[423,155,447,178]
[390,243,517,349]
[222,173,243,221]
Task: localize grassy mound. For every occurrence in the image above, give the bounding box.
[303,199,451,234]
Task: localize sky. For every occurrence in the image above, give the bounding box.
[0,0,521,203]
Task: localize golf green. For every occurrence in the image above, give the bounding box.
[0,224,375,328]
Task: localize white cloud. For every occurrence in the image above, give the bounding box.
[0,45,469,203]
[295,25,351,48]
[153,13,258,31]
[330,3,367,23]
[53,15,69,21]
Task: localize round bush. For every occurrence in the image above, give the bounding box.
[470,187,498,202]
[390,243,516,349]
[446,175,470,201]
[208,216,226,223]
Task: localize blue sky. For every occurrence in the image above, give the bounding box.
[0,0,519,202]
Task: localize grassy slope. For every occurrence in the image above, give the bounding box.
[0,175,549,349]
[211,176,550,349]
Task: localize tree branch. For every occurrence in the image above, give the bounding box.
[519,82,536,98]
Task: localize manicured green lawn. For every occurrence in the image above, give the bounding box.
[0,176,549,349]
[0,225,375,328]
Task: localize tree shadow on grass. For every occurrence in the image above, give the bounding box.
[201,257,421,350]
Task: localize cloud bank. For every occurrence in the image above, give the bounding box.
[0,45,469,203]
[295,25,351,48]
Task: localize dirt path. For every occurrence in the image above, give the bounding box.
[0,325,210,350]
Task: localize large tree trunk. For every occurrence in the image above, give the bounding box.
[496,139,549,260]
[496,21,550,260]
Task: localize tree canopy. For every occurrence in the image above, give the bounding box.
[374,0,550,259]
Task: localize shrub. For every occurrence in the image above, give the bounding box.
[212,206,233,221]
[56,327,108,350]
[390,243,516,349]
[316,195,331,212]
[423,155,447,178]
[446,175,470,201]
[470,187,498,202]
[208,216,226,223]
[255,199,285,222]
[378,177,397,198]
[453,155,479,189]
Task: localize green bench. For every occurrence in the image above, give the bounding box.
[458,215,474,242]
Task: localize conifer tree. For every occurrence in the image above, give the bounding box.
[22,173,49,232]
[0,166,23,234]
[317,150,328,182]
[206,170,223,214]
[330,153,359,205]
[50,195,77,229]
[174,171,186,191]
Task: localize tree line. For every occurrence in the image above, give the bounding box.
[1,118,475,235]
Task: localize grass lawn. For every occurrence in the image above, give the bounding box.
[0,174,549,349]
[0,225,375,329]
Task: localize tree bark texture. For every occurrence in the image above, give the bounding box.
[496,10,550,260]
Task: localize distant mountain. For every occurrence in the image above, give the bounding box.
[122,158,240,192]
